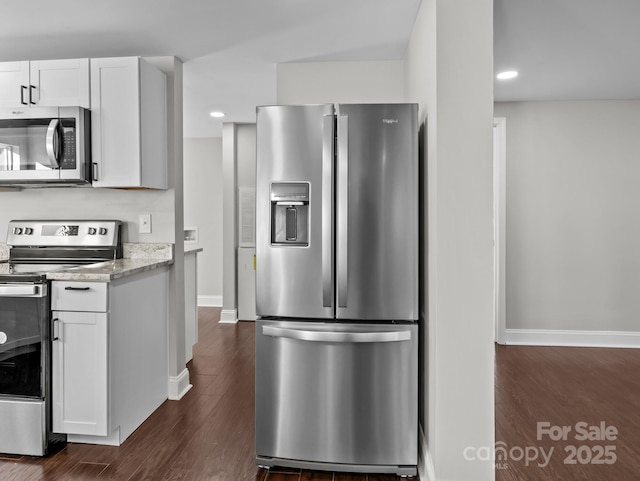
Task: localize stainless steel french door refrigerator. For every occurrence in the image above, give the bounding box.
[255,103,418,476]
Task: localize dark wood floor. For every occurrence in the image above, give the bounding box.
[495,343,640,480]
[4,309,640,480]
[0,308,400,481]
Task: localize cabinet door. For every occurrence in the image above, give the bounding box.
[52,311,108,436]
[90,57,142,188]
[0,61,29,108]
[30,59,90,108]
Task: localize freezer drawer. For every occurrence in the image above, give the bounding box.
[255,320,417,474]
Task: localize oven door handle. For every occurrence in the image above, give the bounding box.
[0,284,46,297]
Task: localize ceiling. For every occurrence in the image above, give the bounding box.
[494,0,640,102]
[0,0,421,138]
[1,1,637,138]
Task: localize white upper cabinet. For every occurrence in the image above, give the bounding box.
[90,57,168,189]
[0,59,90,109]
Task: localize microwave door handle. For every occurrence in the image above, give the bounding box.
[45,118,61,168]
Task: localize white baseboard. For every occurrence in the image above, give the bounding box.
[504,329,640,348]
[68,427,121,446]
[198,295,222,307]
[418,423,435,481]
[219,309,238,324]
[168,368,192,400]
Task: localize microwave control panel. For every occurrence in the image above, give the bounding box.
[60,126,76,170]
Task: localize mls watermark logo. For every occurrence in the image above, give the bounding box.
[464,441,553,469]
[464,421,618,470]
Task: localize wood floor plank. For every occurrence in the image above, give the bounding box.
[5,308,640,480]
[299,469,333,480]
[266,473,301,481]
[495,344,640,481]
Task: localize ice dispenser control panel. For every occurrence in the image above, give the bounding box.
[270,182,309,246]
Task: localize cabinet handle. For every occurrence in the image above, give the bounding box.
[20,85,28,105]
[64,286,91,291]
[29,85,36,105]
[52,318,60,341]
[92,162,99,181]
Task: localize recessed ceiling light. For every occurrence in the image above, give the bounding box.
[496,71,518,80]
[210,111,225,118]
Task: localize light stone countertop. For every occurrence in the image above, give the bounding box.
[49,243,175,282]
[185,246,203,255]
[46,257,173,282]
[0,242,174,282]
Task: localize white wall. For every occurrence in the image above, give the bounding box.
[145,56,187,398]
[405,1,495,480]
[221,124,238,322]
[495,100,640,333]
[220,122,259,322]
[277,60,405,104]
[0,187,173,242]
[184,137,223,301]
[237,124,256,189]
[236,124,257,321]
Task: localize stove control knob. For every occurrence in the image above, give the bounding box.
[98,227,108,235]
[24,227,33,235]
[88,227,97,235]
[12,227,23,235]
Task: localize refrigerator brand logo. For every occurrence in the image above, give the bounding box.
[11,111,24,115]
[382,118,399,124]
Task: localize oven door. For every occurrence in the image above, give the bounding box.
[0,106,90,185]
[0,283,49,399]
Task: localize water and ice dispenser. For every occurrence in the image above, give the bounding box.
[270,182,309,246]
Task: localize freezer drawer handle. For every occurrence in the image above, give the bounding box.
[262,325,411,343]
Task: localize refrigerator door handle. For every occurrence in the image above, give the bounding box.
[322,115,335,308]
[262,325,411,343]
[337,114,349,308]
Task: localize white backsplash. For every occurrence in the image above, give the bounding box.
[123,243,174,260]
[0,186,175,244]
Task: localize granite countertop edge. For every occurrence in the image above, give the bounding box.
[45,258,174,282]
[0,242,176,282]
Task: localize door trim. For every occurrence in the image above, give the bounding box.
[493,117,506,344]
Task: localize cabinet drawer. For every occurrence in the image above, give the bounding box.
[51,282,108,312]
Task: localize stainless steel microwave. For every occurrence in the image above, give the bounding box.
[0,107,90,186]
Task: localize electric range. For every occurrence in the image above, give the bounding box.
[0,220,122,456]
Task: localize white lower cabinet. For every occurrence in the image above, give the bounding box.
[52,311,108,436]
[50,268,169,446]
